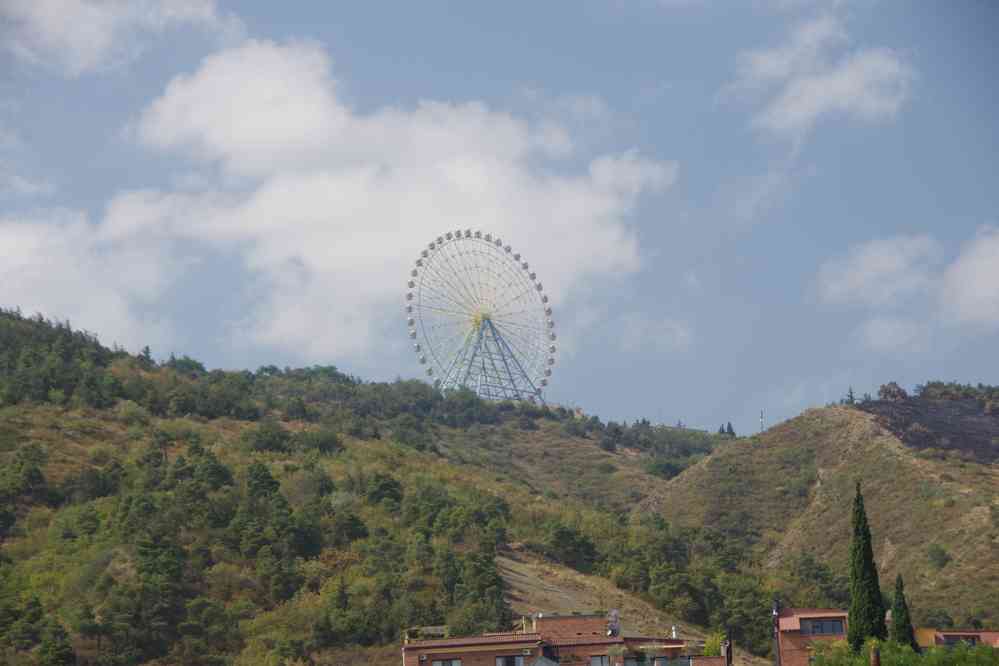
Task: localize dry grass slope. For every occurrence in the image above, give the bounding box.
[649,406,999,624]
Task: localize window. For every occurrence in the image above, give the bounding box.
[625,659,640,666]
[943,635,978,647]
[591,657,610,666]
[432,661,462,666]
[496,657,524,666]
[655,658,692,666]
[801,619,844,635]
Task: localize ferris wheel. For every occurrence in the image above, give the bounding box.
[405,230,556,402]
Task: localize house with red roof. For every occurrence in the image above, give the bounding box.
[773,606,848,666]
[402,612,694,666]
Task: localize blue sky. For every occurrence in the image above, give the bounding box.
[1,1,997,433]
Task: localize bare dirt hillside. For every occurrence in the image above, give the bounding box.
[497,546,768,666]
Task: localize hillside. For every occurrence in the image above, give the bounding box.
[2,309,998,665]
[0,309,749,665]
[646,405,999,627]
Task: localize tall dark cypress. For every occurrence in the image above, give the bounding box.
[847,482,886,651]
[890,574,917,650]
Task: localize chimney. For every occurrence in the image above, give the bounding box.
[672,626,677,639]
[724,640,733,666]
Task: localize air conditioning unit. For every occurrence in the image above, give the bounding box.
[419,656,427,662]
[522,648,532,655]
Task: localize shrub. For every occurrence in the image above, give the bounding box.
[116,400,151,426]
[293,428,341,454]
[242,419,291,453]
[927,544,951,569]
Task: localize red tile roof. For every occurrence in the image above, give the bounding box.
[404,633,542,650]
[548,636,624,647]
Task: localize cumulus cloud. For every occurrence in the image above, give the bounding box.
[618,313,693,354]
[0,0,243,76]
[11,40,675,365]
[729,14,914,140]
[940,226,999,328]
[817,234,941,307]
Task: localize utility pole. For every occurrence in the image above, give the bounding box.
[760,409,765,433]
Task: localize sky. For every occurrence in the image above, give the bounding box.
[1,1,997,434]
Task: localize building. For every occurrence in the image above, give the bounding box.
[774,601,999,663]
[773,606,848,666]
[402,612,693,666]
[914,628,999,649]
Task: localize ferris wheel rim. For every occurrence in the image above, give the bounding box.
[405,230,556,399]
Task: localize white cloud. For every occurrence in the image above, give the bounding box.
[0,209,175,350]
[817,234,941,307]
[0,0,243,76]
[618,313,693,354]
[9,40,676,365]
[854,316,928,354]
[939,226,999,328]
[729,14,914,140]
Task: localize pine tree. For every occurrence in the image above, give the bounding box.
[846,386,856,405]
[889,574,917,650]
[847,482,886,651]
[726,422,736,437]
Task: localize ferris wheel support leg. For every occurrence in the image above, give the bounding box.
[441,327,476,391]
[460,323,486,390]
[490,319,544,404]
[485,319,526,402]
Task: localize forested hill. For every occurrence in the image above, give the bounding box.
[0,308,741,665]
[2,308,997,665]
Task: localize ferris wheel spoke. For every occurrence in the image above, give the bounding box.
[492,320,545,372]
[491,284,537,318]
[490,316,547,337]
[424,243,486,312]
[417,276,477,314]
[417,303,474,319]
[441,327,477,387]
[443,240,487,310]
[420,261,479,314]
[427,325,473,373]
[434,241,484,311]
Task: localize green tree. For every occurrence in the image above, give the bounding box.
[847,482,886,651]
[38,621,76,665]
[246,462,279,497]
[703,631,725,657]
[889,574,917,651]
[726,422,736,437]
[8,595,44,649]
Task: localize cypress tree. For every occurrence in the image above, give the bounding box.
[889,574,917,650]
[847,482,886,651]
